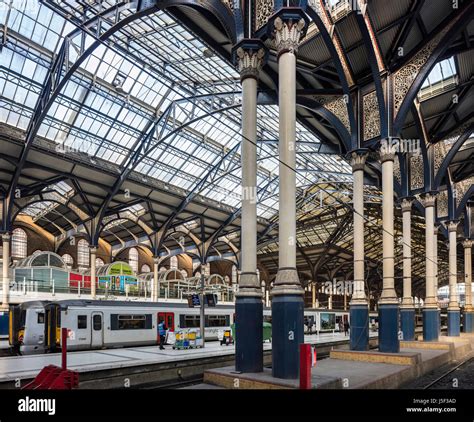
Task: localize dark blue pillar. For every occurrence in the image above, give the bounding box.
[400,308,415,341]
[235,297,263,372]
[447,310,460,337]
[378,303,400,353]
[464,312,474,333]
[349,304,369,350]
[423,308,439,341]
[271,295,304,379]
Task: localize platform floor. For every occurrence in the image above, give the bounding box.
[203,336,471,390]
[0,331,375,383]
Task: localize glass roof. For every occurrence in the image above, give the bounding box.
[0,1,352,222]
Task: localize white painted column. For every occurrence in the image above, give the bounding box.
[351,152,368,303]
[153,257,159,301]
[401,198,414,306]
[379,149,397,302]
[235,44,265,298]
[464,240,473,311]
[2,234,10,310]
[434,224,439,300]
[90,246,97,299]
[271,15,307,296]
[312,284,316,308]
[421,193,437,308]
[447,221,459,311]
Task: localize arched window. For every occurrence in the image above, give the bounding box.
[12,228,27,258]
[170,255,178,269]
[141,264,151,273]
[77,239,89,269]
[96,257,104,268]
[129,248,138,273]
[62,254,73,269]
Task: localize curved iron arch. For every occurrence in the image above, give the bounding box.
[456,185,474,220]
[433,125,474,190]
[393,4,474,136]
[304,4,358,147]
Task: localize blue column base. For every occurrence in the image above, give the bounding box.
[464,312,474,333]
[400,308,415,341]
[378,303,400,353]
[447,310,460,337]
[349,304,368,351]
[271,294,304,379]
[235,297,263,372]
[423,308,439,341]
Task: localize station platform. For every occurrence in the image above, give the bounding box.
[0,331,377,389]
[203,334,474,390]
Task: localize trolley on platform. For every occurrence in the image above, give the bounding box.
[172,328,203,350]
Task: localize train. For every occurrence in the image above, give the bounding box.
[9,300,350,355]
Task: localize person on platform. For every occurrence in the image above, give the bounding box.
[158,321,167,350]
[344,320,350,336]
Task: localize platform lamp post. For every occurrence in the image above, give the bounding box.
[267,8,309,379]
[232,39,267,373]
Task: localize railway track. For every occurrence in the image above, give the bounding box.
[423,353,474,389]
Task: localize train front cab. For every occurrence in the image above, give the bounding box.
[45,303,61,352]
[8,304,22,353]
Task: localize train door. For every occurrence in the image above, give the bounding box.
[91,312,103,348]
[158,312,175,331]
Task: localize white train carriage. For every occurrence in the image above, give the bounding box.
[10,300,350,355]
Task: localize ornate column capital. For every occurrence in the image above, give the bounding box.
[232,39,267,82]
[420,192,437,208]
[463,239,473,249]
[1,233,11,242]
[446,220,459,233]
[350,149,368,172]
[89,246,98,254]
[153,256,160,265]
[400,197,414,212]
[267,8,309,57]
[379,138,396,163]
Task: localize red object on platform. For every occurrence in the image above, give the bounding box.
[21,327,79,390]
[299,343,312,389]
[21,365,79,390]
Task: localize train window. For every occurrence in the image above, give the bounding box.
[205,315,229,327]
[37,313,45,324]
[180,315,200,328]
[93,314,102,331]
[117,315,146,330]
[77,315,87,329]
